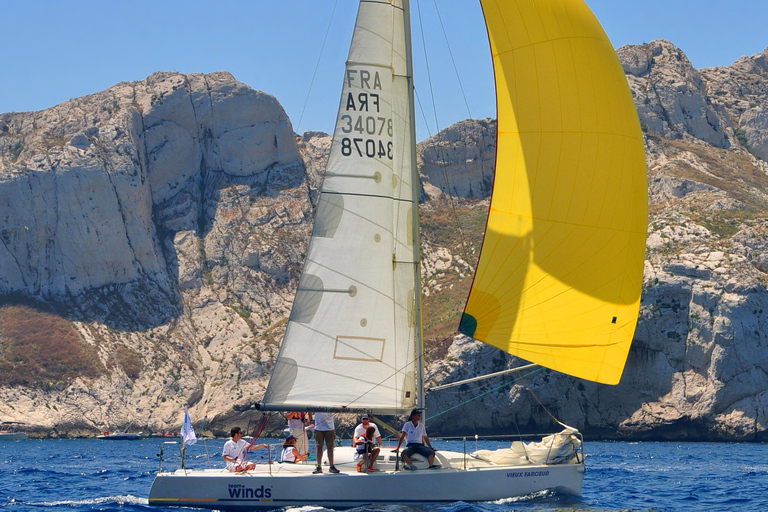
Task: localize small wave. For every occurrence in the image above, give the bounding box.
[284,506,339,511]
[345,504,425,512]
[436,501,477,512]
[121,470,156,482]
[8,467,76,482]
[21,494,148,507]
[491,488,556,504]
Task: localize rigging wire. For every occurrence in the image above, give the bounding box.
[415,88,435,139]
[238,412,272,471]
[517,372,572,430]
[413,0,478,280]
[415,0,441,137]
[431,0,473,119]
[427,365,573,437]
[295,0,340,133]
[374,365,550,442]
[426,366,545,421]
[340,329,517,415]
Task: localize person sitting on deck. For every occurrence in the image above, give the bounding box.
[353,414,382,447]
[355,425,381,472]
[280,435,309,463]
[222,426,267,472]
[394,409,439,470]
[285,411,312,457]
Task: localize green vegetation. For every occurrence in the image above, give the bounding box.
[0,302,105,387]
[43,135,71,149]
[230,305,251,319]
[734,128,750,149]
[662,138,768,210]
[420,198,488,360]
[111,345,142,380]
[648,137,768,249]
[9,142,23,161]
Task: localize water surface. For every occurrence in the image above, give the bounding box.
[2,438,765,511]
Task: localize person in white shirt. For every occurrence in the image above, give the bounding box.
[355,425,381,472]
[313,412,340,474]
[222,427,267,472]
[353,414,382,446]
[394,409,438,470]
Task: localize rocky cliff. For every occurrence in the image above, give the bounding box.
[2,41,768,441]
[0,72,310,435]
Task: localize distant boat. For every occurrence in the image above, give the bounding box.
[0,425,27,441]
[150,432,181,439]
[97,430,144,440]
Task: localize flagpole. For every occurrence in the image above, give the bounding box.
[179,407,197,470]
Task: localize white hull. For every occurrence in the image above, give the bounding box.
[0,432,28,440]
[97,433,143,440]
[148,447,583,509]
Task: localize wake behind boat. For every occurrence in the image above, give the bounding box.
[149,0,646,507]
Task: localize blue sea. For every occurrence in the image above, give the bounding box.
[1,438,766,511]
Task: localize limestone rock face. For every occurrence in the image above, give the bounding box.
[3,39,768,441]
[619,40,731,148]
[701,48,768,119]
[296,131,331,193]
[701,47,768,160]
[417,119,496,199]
[739,107,768,161]
[0,72,309,434]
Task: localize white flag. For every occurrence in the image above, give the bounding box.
[180,407,197,446]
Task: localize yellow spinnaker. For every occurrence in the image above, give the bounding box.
[459,0,648,385]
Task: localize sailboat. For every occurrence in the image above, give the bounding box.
[148,0,646,508]
[0,423,28,441]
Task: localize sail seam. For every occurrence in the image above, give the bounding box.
[497,129,643,139]
[484,212,647,235]
[346,61,395,69]
[321,190,414,203]
[493,35,607,56]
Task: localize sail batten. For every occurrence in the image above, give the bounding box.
[465,0,648,385]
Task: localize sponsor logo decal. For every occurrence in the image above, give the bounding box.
[506,470,550,478]
[227,483,272,501]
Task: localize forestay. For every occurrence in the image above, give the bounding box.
[262,0,419,413]
[460,0,648,385]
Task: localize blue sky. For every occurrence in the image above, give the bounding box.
[2,1,766,141]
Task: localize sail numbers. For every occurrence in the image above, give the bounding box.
[337,68,393,160]
[340,115,392,136]
[341,137,393,159]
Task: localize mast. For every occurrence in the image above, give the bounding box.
[402,0,425,415]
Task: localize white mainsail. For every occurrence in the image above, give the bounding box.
[261,0,418,413]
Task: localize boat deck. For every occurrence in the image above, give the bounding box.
[150,446,584,508]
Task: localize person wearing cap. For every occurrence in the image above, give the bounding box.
[222,426,267,472]
[394,409,439,470]
[353,414,382,447]
[285,411,312,457]
[355,425,381,472]
[280,435,309,463]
